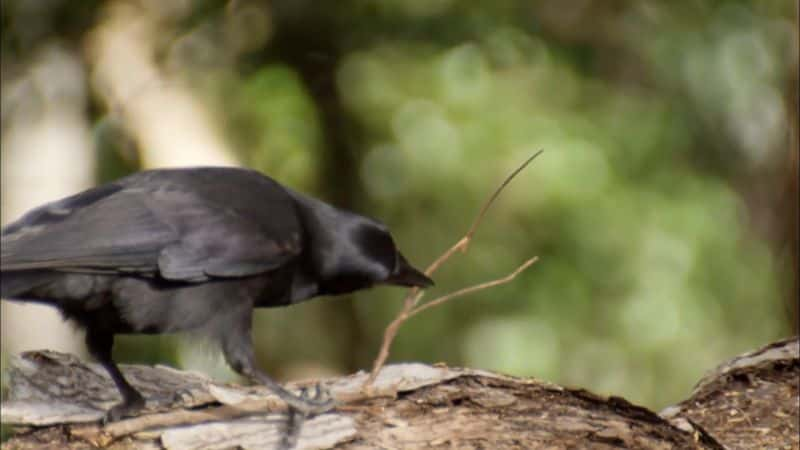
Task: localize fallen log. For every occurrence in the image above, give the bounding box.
[2,337,797,449]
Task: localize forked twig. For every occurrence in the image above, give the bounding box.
[407,256,538,319]
[367,151,543,384]
[421,150,544,282]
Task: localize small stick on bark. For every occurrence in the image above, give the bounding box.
[367,151,543,384]
[68,398,287,447]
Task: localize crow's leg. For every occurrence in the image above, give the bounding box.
[220,321,334,416]
[222,328,333,450]
[85,329,146,423]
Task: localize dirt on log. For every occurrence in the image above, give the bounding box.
[1,337,797,450]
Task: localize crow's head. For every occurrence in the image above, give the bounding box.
[289,191,433,297]
[313,216,432,295]
[353,219,433,288]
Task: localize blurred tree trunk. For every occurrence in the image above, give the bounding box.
[784,60,799,334]
[1,44,94,359]
[268,7,370,373]
[87,1,237,169]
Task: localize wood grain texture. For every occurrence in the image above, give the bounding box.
[2,337,797,449]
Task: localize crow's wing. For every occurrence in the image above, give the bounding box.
[1,175,302,282]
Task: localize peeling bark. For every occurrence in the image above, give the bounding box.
[2,337,797,449]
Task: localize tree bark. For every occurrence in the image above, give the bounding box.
[2,337,797,450]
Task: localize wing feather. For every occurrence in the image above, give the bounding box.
[1,169,302,282]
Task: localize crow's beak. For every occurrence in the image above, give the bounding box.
[386,253,434,288]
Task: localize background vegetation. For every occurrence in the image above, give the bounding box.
[2,0,797,412]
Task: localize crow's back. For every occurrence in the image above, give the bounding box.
[1,168,304,299]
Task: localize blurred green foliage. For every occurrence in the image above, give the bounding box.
[228,65,323,190]
[2,0,795,411]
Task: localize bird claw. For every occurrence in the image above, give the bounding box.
[170,387,195,405]
[290,383,334,416]
[102,394,146,425]
[278,383,334,450]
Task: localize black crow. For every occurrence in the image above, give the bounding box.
[0,167,433,422]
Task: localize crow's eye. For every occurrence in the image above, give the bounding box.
[355,223,396,269]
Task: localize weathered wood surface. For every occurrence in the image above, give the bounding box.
[661,336,799,450]
[2,337,797,449]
